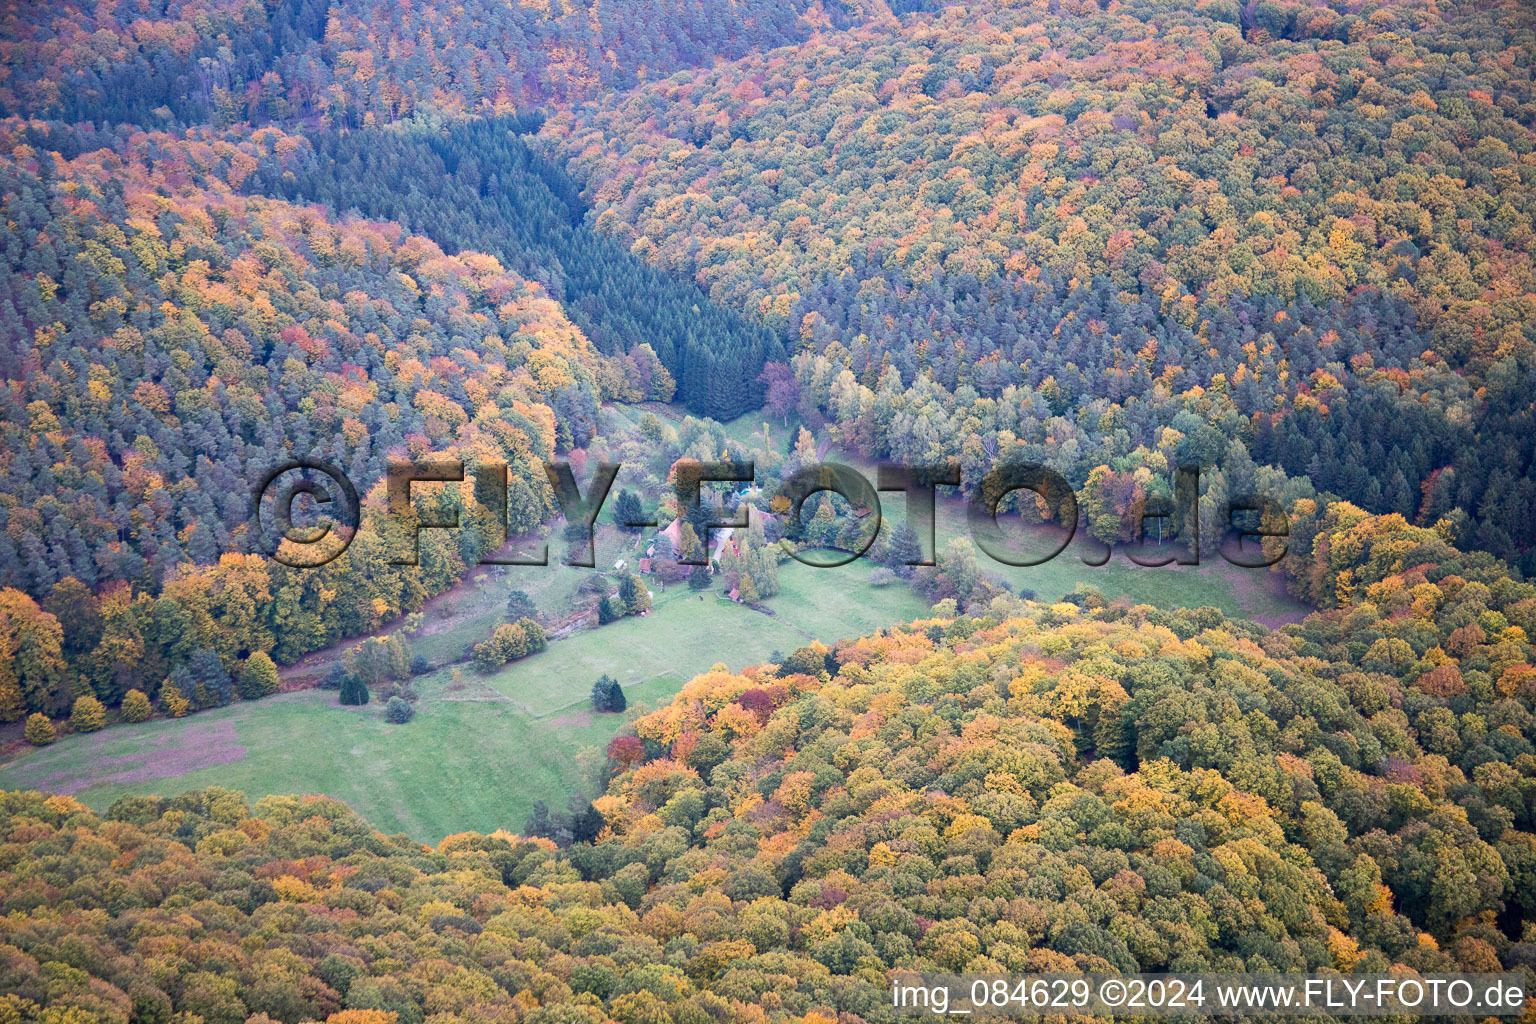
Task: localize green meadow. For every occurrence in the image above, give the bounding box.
[0,560,931,841]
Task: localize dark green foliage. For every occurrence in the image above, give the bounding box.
[597,596,621,624]
[569,800,604,844]
[505,591,537,621]
[613,490,645,531]
[885,519,923,575]
[591,675,625,713]
[523,800,552,839]
[523,793,606,846]
[338,674,370,706]
[385,696,414,724]
[188,649,233,709]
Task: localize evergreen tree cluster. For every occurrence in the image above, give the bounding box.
[590,674,627,713]
[337,673,370,706]
[597,573,652,624]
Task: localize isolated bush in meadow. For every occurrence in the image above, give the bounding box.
[238,652,280,699]
[70,695,106,732]
[120,689,152,723]
[339,674,371,706]
[591,675,626,713]
[23,713,55,746]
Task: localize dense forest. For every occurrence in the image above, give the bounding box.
[0,119,618,715]
[0,0,842,126]
[246,117,786,419]
[16,113,785,420]
[544,0,1536,570]
[3,520,1536,1022]
[2,0,1536,1016]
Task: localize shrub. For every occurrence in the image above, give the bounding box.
[161,682,190,718]
[24,713,55,746]
[618,573,651,613]
[320,664,349,690]
[71,695,108,732]
[473,618,546,672]
[121,689,152,723]
[338,674,370,706]
[868,567,897,586]
[472,638,504,673]
[591,675,626,712]
[519,618,547,653]
[188,648,233,708]
[238,651,280,699]
[597,595,621,624]
[410,654,430,676]
[385,697,414,724]
[505,590,537,620]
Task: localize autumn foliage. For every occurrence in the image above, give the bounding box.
[1,561,1533,1021]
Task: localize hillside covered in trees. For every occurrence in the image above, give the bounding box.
[3,0,1536,1017]
[3,518,1536,1022]
[0,118,621,717]
[0,0,844,126]
[247,116,786,419]
[544,0,1536,570]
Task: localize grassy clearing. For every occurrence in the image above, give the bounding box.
[714,410,803,452]
[770,558,933,639]
[476,557,931,715]
[480,587,805,715]
[0,559,941,841]
[605,402,1307,624]
[0,675,625,840]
